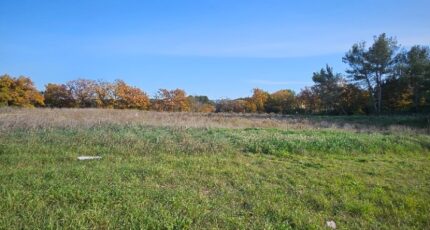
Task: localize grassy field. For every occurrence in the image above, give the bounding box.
[1,109,430,229]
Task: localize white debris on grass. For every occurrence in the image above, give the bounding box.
[77,156,102,161]
[326,220,336,229]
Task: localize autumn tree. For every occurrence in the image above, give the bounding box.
[198,103,216,113]
[67,79,97,107]
[94,81,115,108]
[233,100,251,113]
[250,88,269,113]
[265,89,296,114]
[0,75,14,107]
[44,83,75,108]
[0,75,44,107]
[188,95,215,113]
[113,80,150,110]
[153,89,190,112]
[244,99,257,113]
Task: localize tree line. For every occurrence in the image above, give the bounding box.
[1,33,429,114]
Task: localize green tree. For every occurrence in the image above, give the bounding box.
[343,33,399,114]
[400,45,430,111]
[296,87,320,114]
[381,77,412,112]
[311,65,345,114]
[339,84,370,114]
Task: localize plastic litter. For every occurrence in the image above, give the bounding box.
[77,156,102,161]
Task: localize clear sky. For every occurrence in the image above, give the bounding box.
[1,0,429,99]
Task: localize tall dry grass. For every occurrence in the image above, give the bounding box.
[0,107,425,134]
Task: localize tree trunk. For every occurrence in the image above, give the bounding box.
[427,116,430,135]
[413,83,419,112]
[365,76,378,114]
[376,73,382,115]
[377,83,382,114]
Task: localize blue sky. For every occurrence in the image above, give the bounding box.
[1,0,429,99]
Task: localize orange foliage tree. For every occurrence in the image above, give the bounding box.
[0,74,44,107]
[265,89,296,114]
[94,81,115,108]
[114,80,150,110]
[250,88,269,113]
[153,89,190,112]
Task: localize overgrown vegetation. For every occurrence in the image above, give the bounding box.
[1,108,428,133]
[1,109,429,229]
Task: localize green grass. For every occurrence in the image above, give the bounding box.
[1,125,430,229]
[303,114,430,129]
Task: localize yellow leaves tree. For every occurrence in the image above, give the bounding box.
[153,89,190,112]
[0,74,44,107]
[251,88,269,113]
[94,81,115,108]
[114,80,150,110]
[0,75,14,106]
[265,89,296,114]
[245,100,257,113]
[198,104,216,113]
